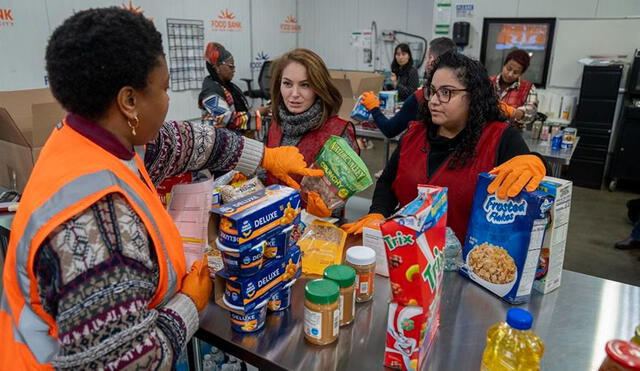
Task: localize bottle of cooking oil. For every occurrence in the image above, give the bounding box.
[481,308,545,371]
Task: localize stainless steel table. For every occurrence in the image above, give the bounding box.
[522,130,580,177]
[197,270,640,370]
[354,125,401,162]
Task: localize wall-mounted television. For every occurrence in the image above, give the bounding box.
[480,18,556,88]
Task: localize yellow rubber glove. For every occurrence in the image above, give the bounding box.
[487,155,546,199]
[306,191,332,218]
[499,101,516,119]
[262,146,324,190]
[341,213,386,235]
[361,91,381,111]
[181,256,213,312]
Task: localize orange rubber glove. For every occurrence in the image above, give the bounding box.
[361,91,381,111]
[499,101,516,119]
[487,155,546,199]
[306,191,332,218]
[181,256,213,312]
[262,146,324,190]
[341,213,386,235]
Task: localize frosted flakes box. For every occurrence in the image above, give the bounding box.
[381,185,447,308]
[211,185,301,247]
[460,173,553,304]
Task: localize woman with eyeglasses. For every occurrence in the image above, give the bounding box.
[199,42,269,132]
[343,52,547,241]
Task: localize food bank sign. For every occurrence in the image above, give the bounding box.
[212,9,242,32]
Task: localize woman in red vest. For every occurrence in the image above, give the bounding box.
[266,48,359,217]
[0,8,320,370]
[490,49,538,129]
[343,52,546,242]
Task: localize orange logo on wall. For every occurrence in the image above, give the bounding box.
[280,14,301,33]
[0,8,14,27]
[212,9,242,32]
[120,1,154,22]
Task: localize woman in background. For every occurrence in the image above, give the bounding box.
[491,49,538,129]
[199,42,269,132]
[387,43,420,102]
[266,48,359,217]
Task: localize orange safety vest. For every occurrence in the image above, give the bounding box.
[0,120,186,370]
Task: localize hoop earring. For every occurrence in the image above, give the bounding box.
[127,116,140,136]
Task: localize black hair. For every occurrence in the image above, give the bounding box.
[420,51,505,169]
[391,43,414,75]
[428,37,457,58]
[45,7,164,120]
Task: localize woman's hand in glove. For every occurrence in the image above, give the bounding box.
[341,213,386,235]
[361,91,381,111]
[262,146,324,190]
[181,257,213,312]
[487,154,546,199]
[306,191,332,218]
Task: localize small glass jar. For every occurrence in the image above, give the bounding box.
[598,340,640,371]
[304,279,340,345]
[345,246,376,303]
[323,265,356,326]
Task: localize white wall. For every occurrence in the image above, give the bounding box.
[0,0,297,121]
[298,0,433,74]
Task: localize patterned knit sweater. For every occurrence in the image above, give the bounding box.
[34,116,264,370]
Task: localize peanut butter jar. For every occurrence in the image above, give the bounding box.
[304,279,340,345]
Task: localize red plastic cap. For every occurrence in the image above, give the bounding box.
[605,340,640,370]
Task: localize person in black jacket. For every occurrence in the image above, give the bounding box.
[198,42,269,132]
[387,43,420,102]
[344,52,548,241]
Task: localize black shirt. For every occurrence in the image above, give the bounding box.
[369,124,537,217]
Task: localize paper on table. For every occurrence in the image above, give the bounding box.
[363,226,389,277]
[167,178,214,269]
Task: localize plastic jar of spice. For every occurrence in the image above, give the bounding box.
[304,279,340,345]
[345,246,376,303]
[323,265,356,326]
[598,340,640,371]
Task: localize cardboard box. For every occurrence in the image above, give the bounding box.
[329,70,385,121]
[533,177,572,294]
[460,173,554,304]
[384,302,440,371]
[210,185,301,246]
[0,88,65,191]
[214,245,302,314]
[381,185,447,308]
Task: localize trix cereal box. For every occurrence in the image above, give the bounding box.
[211,185,301,247]
[460,173,554,304]
[533,177,572,294]
[384,301,440,371]
[381,185,447,308]
[381,185,446,371]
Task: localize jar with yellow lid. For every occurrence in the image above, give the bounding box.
[323,265,356,326]
[345,246,376,302]
[304,279,340,345]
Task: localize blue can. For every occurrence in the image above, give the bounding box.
[551,134,562,150]
[229,302,267,333]
[267,285,292,312]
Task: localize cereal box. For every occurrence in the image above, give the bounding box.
[384,301,440,371]
[215,245,302,313]
[379,90,398,114]
[533,176,572,294]
[460,173,554,304]
[380,185,447,308]
[211,185,301,247]
[350,96,372,121]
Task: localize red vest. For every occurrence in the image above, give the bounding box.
[415,88,426,104]
[266,116,358,187]
[491,76,533,108]
[391,121,507,241]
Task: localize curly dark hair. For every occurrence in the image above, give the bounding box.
[420,51,505,168]
[391,43,414,75]
[45,7,164,120]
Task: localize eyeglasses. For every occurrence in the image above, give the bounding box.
[220,62,236,70]
[427,85,467,103]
